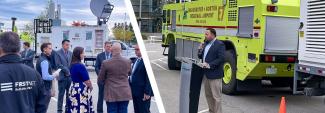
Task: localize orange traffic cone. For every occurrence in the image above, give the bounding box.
[278,97,286,113]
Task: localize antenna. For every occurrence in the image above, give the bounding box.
[90,0,114,25]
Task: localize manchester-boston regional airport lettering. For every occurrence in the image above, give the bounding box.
[187,5,225,24]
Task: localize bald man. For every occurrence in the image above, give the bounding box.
[98,43,132,113]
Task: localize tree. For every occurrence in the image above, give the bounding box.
[24,23,34,35]
[22,23,35,42]
[112,22,134,42]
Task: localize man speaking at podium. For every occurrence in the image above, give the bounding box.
[198,28,225,113]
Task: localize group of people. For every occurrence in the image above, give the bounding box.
[95,41,153,113]
[0,31,153,113]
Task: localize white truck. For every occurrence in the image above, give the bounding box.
[293,0,325,96]
[36,25,136,66]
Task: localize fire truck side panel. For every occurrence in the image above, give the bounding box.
[161,0,299,81]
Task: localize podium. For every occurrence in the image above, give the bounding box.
[179,58,204,113]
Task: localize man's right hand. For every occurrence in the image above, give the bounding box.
[61,67,70,76]
[52,69,60,79]
[143,93,151,101]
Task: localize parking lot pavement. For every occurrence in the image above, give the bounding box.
[47,68,159,113]
[145,41,325,113]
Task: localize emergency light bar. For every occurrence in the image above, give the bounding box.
[260,55,296,63]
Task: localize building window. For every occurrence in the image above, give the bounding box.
[63,31,69,40]
[237,6,254,38]
[86,31,92,40]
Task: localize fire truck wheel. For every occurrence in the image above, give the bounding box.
[168,42,181,70]
[222,50,237,95]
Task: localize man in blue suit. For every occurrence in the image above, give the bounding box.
[54,39,72,113]
[129,45,153,113]
[94,41,112,113]
[198,28,225,113]
[20,42,35,68]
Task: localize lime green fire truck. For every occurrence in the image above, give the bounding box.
[161,0,300,94]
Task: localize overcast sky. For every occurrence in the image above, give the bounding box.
[0,0,130,33]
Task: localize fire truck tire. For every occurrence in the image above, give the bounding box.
[168,42,181,70]
[222,50,237,95]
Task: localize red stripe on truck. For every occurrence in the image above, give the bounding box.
[175,24,261,29]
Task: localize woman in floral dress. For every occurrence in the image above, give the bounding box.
[66,47,94,113]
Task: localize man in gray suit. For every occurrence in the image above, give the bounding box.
[20,42,35,68]
[54,39,72,113]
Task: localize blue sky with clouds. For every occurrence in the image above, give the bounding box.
[0,0,130,31]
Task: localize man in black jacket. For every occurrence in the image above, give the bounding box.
[129,45,153,113]
[0,32,48,113]
[198,28,225,113]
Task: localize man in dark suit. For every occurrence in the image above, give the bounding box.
[198,28,225,113]
[129,45,153,113]
[20,42,35,68]
[54,39,72,113]
[94,41,112,113]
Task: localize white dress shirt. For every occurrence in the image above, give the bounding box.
[130,58,141,82]
[203,39,216,61]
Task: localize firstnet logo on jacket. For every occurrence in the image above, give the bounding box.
[0,81,36,92]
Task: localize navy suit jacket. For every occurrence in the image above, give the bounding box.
[54,48,72,81]
[95,52,111,75]
[130,58,154,97]
[20,49,35,68]
[198,39,226,79]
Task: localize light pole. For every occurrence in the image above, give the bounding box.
[11,17,17,32]
[139,0,142,31]
[124,12,126,42]
[0,22,4,32]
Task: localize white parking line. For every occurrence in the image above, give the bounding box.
[151,57,167,62]
[158,57,167,60]
[198,109,209,113]
[151,61,168,71]
[146,51,158,53]
[158,59,167,64]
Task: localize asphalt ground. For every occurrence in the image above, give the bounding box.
[145,41,325,113]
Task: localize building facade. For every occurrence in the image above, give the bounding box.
[131,0,163,33]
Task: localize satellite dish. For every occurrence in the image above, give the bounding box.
[90,0,114,19]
